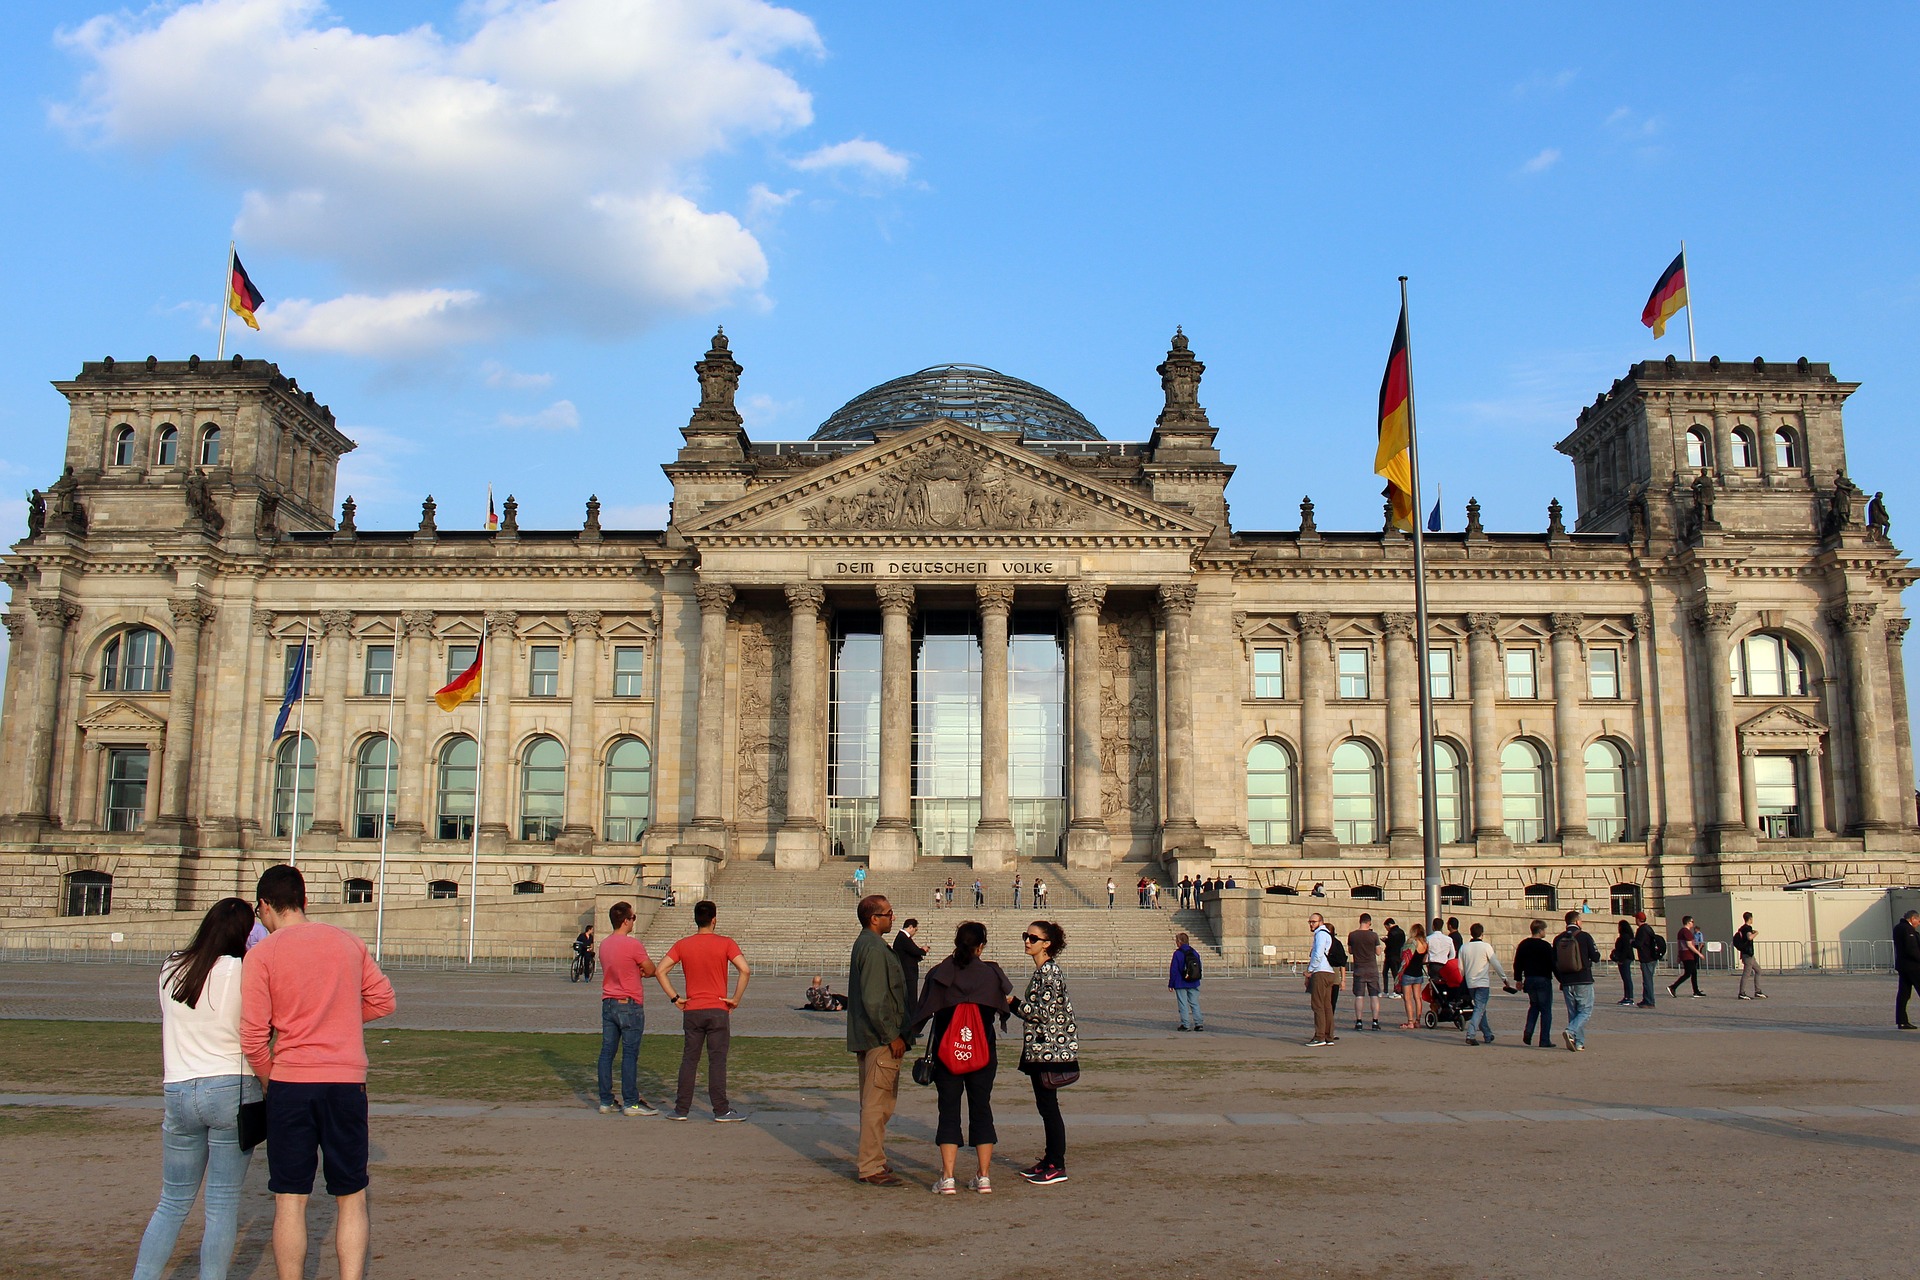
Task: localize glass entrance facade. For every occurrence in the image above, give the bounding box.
[828,613,882,858]
[912,612,982,857]
[1008,613,1066,858]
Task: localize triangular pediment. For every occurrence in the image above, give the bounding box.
[80,698,168,735]
[680,422,1210,542]
[1737,704,1826,738]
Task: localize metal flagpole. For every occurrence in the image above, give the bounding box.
[467,617,485,964]
[1399,277,1443,924]
[290,620,311,867]
[374,616,400,963]
[217,242,234,362]
[1681,240,1697,362]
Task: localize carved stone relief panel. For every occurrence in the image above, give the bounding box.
[801,447,1083,531]
[1099,608,1159,827]
[733,606,790,824]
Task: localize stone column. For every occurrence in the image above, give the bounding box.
[16,598,78,825]
[1805,743,1829,835]
[776,585,829,870]
[73,741,106,833]
[394,611,434,848]
[1465,613,1506,848]
[479,609,517,852]
[306,609,353,847]
[970,583,1017,872]
[1888,618,1914,829]
[1157,584,1202,856]
[1382,612,1419,852]
[557,609,602,856]
[1836,601,1889,832]
[154,596,216,840]
[868,583,918,871]
[1298,611,1334,850]
[1692,602,1744,838]
[236,609,276,842]
[0,611,25,819]
[1549,613,1591,848]
[690,585,735,852]
[1062,583,1109,868]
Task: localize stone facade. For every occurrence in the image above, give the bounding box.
[2,336,1914,925]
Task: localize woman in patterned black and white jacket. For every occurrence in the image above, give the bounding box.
[1013,919,1078,1185]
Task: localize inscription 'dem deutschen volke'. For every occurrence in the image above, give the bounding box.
[808,556,1081,580]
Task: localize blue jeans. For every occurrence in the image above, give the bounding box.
[1523,975,1554,1043]
[133,1074,257,1280]
[598,999,646,1107]
[1562,981,1596,1047]
[1467,986,1494,1042]
[1174,987,1202,1028]
[1638,960,1657,1005]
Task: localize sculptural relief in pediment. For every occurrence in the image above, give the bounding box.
[800,446,1082,532]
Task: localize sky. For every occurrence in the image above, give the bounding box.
[0,0,1915,756]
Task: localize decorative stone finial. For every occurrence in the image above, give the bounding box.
[1155,328,1208,428]
[1547,497,1566,537]
[583,494,602,534]
[692,328,744,427]
[1298,495,1317,536]
[338,496,357,536]
[500,494,519,533]
[419,495,438,534]
[1464,496,1484,538]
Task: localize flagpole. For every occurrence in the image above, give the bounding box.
[217,241,234,362]
[467,617,485,965]
[374,616,400,963]
[1680,240,1696,362]
[1400,277,1442,925]
[290,620,311,867]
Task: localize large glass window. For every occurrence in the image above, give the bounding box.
[1505,649,1538,699]
[363,645,393,697]
[65,870,113,917]
[1773,427,1798,469]
[155,424,178,466]
[102,628,174,693]
[611,646,646,697]
[1685,426,1708,468]
[1754,753,1804,838]
[446,644,478,685]
[529,646,559,697]
[111,424,136,467]
[1420,740,1466,843]
[353,736,398,839]
[913,612,981,858]
[1252,647,1285,699]
[1730,633,1807,697]
[519,736,565,841]
[1427,648,1454,700]
[1588,647,1621,699]
[1008,613,1065,860]
[1331,740,1380,844]
[828,613,881,858]
[1501,740,1549,843]
[1337,648,1370,699]
[1730,427,1757,468]
[272,735,315,839]
[1585,739,1629,841]
[603,738,652,843]
[283,642,312,692]
[105,747,150,832]
[199,424,222,466]
[437,736,477,840]
[1247,740,1294,845]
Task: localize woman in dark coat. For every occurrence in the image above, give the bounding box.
[910,920,1014,1194]
[1610,919,1637,1004]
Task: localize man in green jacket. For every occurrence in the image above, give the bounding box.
[848,894,908,1185]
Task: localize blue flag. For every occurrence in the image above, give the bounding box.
[1427,490,1443,533]
[273,642,307,739]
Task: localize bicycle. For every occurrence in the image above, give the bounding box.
[570,950,594,983]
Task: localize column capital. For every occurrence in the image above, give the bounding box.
[1,611,22,641]
[565,609,604,638]
[1296,609,1330,639]
[1156,583,1197,618]
[1465,611,1501,637]
[1829,600,1877,633]
[784,583,827,616]
[1550,612,1583,639]
[694,583,736,615]
[1067,582,1107,615]
[317,608,354,637]
[167,597,217,633]
[1632,610,1652,635]
[1380,611,1415,640]
[1691,601,1737,634]
[250,608,277,636]
[1888,616,1912,643]
[29,598,80,630]
[975,583,1015,616]
[875,583,916,615]
[402,609,437,638]
[483,608,519,632]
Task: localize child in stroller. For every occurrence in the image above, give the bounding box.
[1421,957,1472,1030]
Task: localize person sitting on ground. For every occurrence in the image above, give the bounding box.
[806,975,848,1011]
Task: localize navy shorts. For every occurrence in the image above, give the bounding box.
[265,1081,370,1196]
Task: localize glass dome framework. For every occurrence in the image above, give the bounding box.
[812,364,1103,442]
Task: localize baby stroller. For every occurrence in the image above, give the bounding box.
[1421,961,1471,1030]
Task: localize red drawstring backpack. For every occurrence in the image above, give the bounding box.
[938,1003,990,1074]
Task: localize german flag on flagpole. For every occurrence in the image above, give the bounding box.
[1375,300,1416,532]
[1641,250,1688,339]
[486,484,499,531]
[228,252,265,331]
[435,641,483,712]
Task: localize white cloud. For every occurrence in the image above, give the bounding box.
[791,137,911,180]
[497,399,580,430]
[333,423,423,515]
[263,288,485,355]
[1519,147,1561,175]
[740,391,800,431]
[1605,106,1662,138]
[54,0,846,347]
[480,360,554,390]
[745,182,798,221]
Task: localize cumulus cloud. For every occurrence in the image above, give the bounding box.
[791,137,911,180]
[53,0,845,348]
[480,360,554,390]
[497,399,580,430]
[1519,147,1561,175]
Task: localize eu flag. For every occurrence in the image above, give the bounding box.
[273,643,307,738]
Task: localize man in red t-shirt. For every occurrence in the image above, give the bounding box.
[657,900,751,1122]
[596,902,657,1116]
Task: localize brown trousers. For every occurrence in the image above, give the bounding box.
[855,1045,901,1178]
[1308,971,1338,1041]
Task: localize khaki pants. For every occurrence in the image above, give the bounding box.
[1308,971,1338,1041]
[1738,953,1764,997]
[855,1045,901,1178]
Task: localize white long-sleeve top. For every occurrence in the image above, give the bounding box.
[158,955,250,1083]
[1457,938,1508,990]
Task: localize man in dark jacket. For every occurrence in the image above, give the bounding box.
[1169,933,1204,1031]
[1553,911,1601,1050]
[1381,918,1406,988]
[1895,910,1920,1030]
[849,896,908,1185]
[891,918,928,1013]
[1631,911,1662,1008]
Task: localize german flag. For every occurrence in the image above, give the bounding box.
[435,641,483,712]
[228,252,265,331]
[1374,300,1416,532]
[1641,251,1687,339]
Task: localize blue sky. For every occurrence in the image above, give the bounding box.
[1,1,1915,745]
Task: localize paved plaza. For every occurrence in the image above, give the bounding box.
[2,964,1915,1278]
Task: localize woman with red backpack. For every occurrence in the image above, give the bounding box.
[909,921,1014,1194]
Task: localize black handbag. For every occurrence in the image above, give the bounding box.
[1036,1065,1079,1090]
[238,1096,267,1153]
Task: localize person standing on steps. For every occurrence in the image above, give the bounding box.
[1035,878,1049,909]
[1895,909,1920,1030]
[1012,873,1022,908]
[1169,932,1205,1031]
[1179,876,1193,910]
[848,895,909,1186]
[945,877,956,906]
[1632,911,1663,1007]
[1107,877,1116,909]
[892,917,928,1014]
[656,899,750,1123]
[973,879,984,908]
[1667,915,1706,998]
[1733,913,1766,1000]
[1610,919,1637,1005]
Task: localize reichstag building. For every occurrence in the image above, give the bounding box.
[1,331,1913,922]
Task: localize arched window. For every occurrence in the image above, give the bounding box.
[1585,740,1630,841]
[1500,740,1549,843]
[1684,426,1708,469]
[101,627,174,693]
[1331,740,1380,844]
[1440,883,1472,907]
[428,879,459,900]
[199,424,223,466]
[1730,632,1807,697]
[1772,427,1798,469]
[272,734,316,839]
[155,424,178,466]
[437,737,477,840]
[603,738,653,843]
[1350,884,1384,900]
[353,736,398,839]
[513,880,545,895]
[344,878,374,905]
[1246,739,1295,845]
[1524,883,1558,910]
[519,736,566,842]
[1729,427,1757,469]
[1610,883,1642,916]
[111,424,136,467]
[64,870,113,917]
[1420,740,1467,843]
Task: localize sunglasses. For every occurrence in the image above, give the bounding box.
[1022,933,1045,945]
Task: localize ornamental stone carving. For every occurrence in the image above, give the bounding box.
[1889,617,1912,642]
[1830,600,1877,632]
[167,598,217,633]
[1632,610,1652,635]
[251,609,277,635]
[0,612,19,641]
[875,583,916,614]
[30,598,80,629]
[1296,610,1330,639]
[1691,602,1737,633]
[975,583,1015,614]
[801,448,1081,532]
[1100,609,1159,825]
[1381,612,1415,640]
[402,610,436,638]
[318,609,353,637]
[693,584,736,615]
[1550,612,1582,639]
[1465,612,1500,637]
[565,610,603,638]
[1067,583,1107,615]
[483,609,518,634]
[784,584,826,615]
[733,606,789,823]
[1157,583,1197,617]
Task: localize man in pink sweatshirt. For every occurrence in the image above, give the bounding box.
[242,864,396,1280]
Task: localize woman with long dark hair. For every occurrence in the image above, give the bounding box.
[910,920,1014,1194]
[131,897,260,1280]
[1013,919,1077,1185]
[1610,919,1637,1005]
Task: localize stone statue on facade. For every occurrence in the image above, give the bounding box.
[1867,490,1890,540]
[1689,472,1715,535]
[25,488,45,540]
[45,466,87,535]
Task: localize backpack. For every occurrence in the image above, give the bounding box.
[1180,948,1203,984]
[1323,929,1348,969]
[1554,931,1586,974]
[1651,932,1667,960]
[937,1003,990,1075]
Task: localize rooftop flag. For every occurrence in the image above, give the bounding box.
[435,641,484,712]
[1427,487,1443,533]
[1375,300,1416,532]
[486,484,499,531]
[228,252,265,331]
[1641,250,1688,340]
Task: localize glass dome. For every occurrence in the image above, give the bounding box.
[812,364,1102,442]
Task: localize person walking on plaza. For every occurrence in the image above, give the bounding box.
[1668,915,1706,998]
[1610,919,1637,1005]
[1894,909,1920,1029]
[1446,917,1465,957]
[656,900,751,1123]
[849,895,909,1185]
[1553,910,1601,1051]
[241,864,396,1280]
[1632,911,1663,1007]
[1734,912,1766,1000]
[1424,916,1456,973]
[1015,919,1077,1185]
[132,898,260,1280]
[1347,913,1382,1032]
[1305,913,1339,1046]
[593,901,658,1116]
[1396,922,1429,1028]
[892,917,928,1013]
[1512,919,1556,1047]
[1107,877,1116,909]
[1458,923,1508,1046]
[1169,932,1205,1031]
[911,921,1015,1194]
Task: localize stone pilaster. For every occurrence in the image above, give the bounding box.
[868,583,918,870]
[392,612,435,846]
[970,583,1017,872]
[689,585,734,855]
[15,598,79,827]
[1465,613,1509,853]
[1157,583,1205,856]
[479,609,517,853]
[1063,583,1110,868]
[776,585,829,870]
[1550,613,1592,851]
[556,610,603,857]
[1692,601,1746,843]
[1834,600,1889,833]
[305,608,353,848]
[1887,617,1914,830]
[1297,610,1335,854]
[1382,612,1419,853]
[152,596,217,843]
